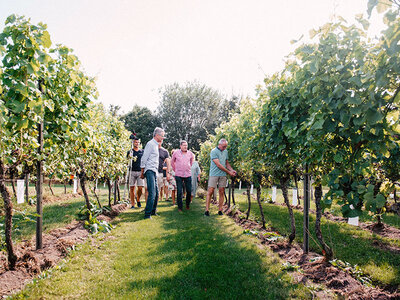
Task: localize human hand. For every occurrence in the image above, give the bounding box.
[140,172,144,179]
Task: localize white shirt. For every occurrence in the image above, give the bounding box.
[140,138,159,174]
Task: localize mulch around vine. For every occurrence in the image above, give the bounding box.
[0,203,128,298]
[275,202,400,253]
[222,205,400,300]
[43,192,82,203]
[323,211,400,241]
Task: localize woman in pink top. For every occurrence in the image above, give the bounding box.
[171,140,194,211]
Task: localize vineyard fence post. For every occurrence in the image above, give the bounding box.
[36,121,43,250]
[303,163,310,253]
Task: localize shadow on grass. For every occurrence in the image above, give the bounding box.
[237,200,400,286]
[111,206,147,225]
[119,201,306,299]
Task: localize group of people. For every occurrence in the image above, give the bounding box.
[127,127,236,219]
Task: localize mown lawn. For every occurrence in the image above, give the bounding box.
[242,186,400,229]
[1,184,114,242]
[12,199,315,299]
[232,192,400,287]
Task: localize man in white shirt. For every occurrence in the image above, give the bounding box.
[140,127,166,219]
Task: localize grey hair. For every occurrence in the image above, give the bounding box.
[218,138,227,145]
[180,140,187,145]
[153,127,165,137]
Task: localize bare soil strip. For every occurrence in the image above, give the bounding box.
[222,204,400,300]
[0,203,127,298]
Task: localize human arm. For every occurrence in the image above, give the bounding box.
[226,161,237,176]
[171,152,176,172]
[165,157,171,181]
[140,144,150,179]
[140,144,150,169]
[190,152,194,166]
[212,158,236,176]
[196,163,201,181]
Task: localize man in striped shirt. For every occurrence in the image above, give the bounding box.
[171,140,194,211]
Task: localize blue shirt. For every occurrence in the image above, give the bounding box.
[209,147,229,177]
[140,138,159,174]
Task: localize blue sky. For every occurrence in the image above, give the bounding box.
[0,0,384,113]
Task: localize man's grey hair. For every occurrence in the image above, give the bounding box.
[153,127,165,137]
[218,138,227,145]
[180,140,187,145]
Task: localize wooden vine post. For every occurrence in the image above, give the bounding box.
[36,121,43,250]
[303,164,310,253]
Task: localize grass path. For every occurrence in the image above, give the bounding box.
[14,199,311,299]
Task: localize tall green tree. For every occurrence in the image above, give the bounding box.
[120,104,160,145]
[157,81,239,151]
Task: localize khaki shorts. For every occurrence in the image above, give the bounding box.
[129,171,145,187]
[157,173,165,190]
[208,176,227,189]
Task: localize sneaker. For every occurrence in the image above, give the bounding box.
[130,206,136,209]
[204,211,210,216]
[137,202,142,208]
[151,212,160,216]
[218,211,223,215]
[144,215,152,219]
[186,205,190,210]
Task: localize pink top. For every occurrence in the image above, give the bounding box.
[171,150,194,177]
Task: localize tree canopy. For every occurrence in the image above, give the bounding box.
[120,104,161,146]
[157,81,239,151]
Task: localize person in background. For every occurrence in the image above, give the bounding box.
[171,140,194,211]
[191,157,201,202]
[158,141,170,202]
[140,127,166,219]
[127,137,145,208]
[168,150,177,206]
[162,161,170,201]
[204,138,236,216]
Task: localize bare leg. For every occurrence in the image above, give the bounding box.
[164,185,168,200]
[172,190,176,205]
[159,183,164,201]
[218,187,225,211]
[206,187,215,212]
[137,186,143,203]
[129,186,135,206]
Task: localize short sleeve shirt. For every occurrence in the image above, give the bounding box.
[209,147,229,177]
[158,147,170,173]
[128,149,144,172]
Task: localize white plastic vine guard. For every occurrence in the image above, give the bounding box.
[17,179,24,204]
[271,186,277,203]
[348,204,359,226]
[73,178,78,194]
[292,188,297,205]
